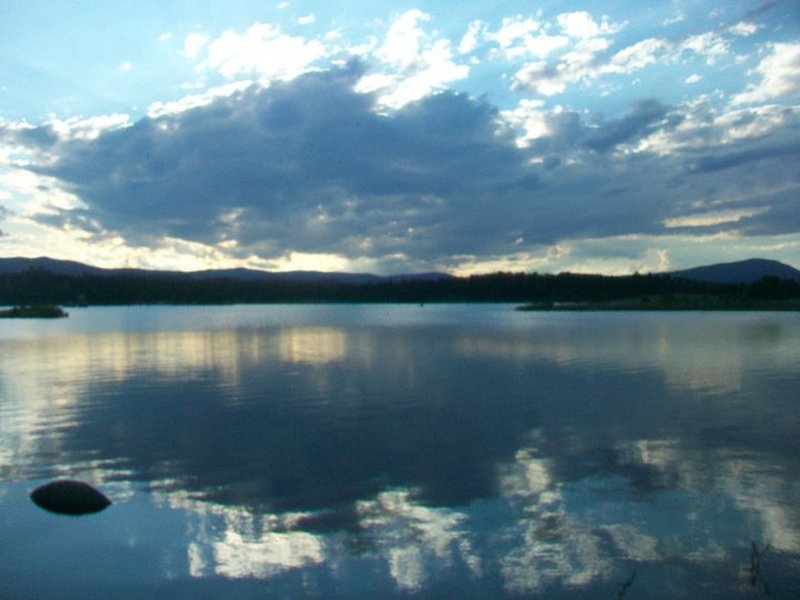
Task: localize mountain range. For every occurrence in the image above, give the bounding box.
[0,256,798,284]
[0,256,451,284]
[668,258,800,284]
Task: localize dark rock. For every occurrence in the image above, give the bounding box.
[30,480,111,515]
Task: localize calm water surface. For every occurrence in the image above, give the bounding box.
[1,305,798,598]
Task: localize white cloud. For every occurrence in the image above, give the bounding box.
[657,248,670,271]
[159,32,173,42]
[458,20,486,54]
[376,9,429,70]
[556,11,623,39]
[298,14,315,26]
[490,15,569,60]
[719,105,800,143]
[728,22,759,37]
[732,42,800,105]
[54,113,132,140]
[0,169,83,215]
[523,33,570,59]
[662,11,686,26]
[117,61,133,73]
[664,208,768,228]
[500,99,551,146]
[199,23,327,81]
[492,15,541,52]
[608,38,671,73]
[357,10,469,109]
[147,81,253,117]
[183,32,209,59]
[389,40,469,106]
[677,32,729,65]
[512,33,662,96]
[512,61,567,96]
[636,99,800,156]
[507,16,762,98]
[685,73,702,84]
[506,11,636,95]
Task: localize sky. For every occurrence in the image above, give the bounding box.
[0,1,798,275]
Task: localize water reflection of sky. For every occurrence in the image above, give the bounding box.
[1,307,798,597]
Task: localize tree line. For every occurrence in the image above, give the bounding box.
[0,267,798,306]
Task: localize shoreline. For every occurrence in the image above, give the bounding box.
[516,295,800,312]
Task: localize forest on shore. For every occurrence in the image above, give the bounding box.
[1,266,799,308]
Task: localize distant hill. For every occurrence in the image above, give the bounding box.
[1,255,798,306]
[0,256,110,276]
[4,256,798,285]
[0,256,452,284]
[670,258,800,284]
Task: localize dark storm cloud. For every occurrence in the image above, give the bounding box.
[14,64,799,266]
[528,99,678,156]
[582,100,675,153]
[32,65,544,261]
[686,139,800,173]
[3,124,60,149]
[669,113,800,236]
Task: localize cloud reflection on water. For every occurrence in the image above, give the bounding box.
[1,308,799,597]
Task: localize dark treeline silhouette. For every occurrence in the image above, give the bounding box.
[2,266,799,306]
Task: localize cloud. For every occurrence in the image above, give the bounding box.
[458,20,487,55]
[25,67,536,265]
[608,38,671,73]
[510,32,668,96]
[582,100,674,153]
[662,11,686,26]
[183,33,209,59]
[1,123,59,150]
[728,21,759,36]
[147,81,253,117]
[504,10,771,100]
[198,23,327,81]
[507,99,677,156]
[677,32,730,65]
[8,61,799,272]
[685,138,800,173]
[663,207,769,228]
[375,9,430,70]
[555,11,624,39]
[1,114,131,152]
[489,15,567,60]
[355,10,470,109]
[732,42,800,105]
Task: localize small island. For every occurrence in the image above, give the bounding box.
[0,304,69,319]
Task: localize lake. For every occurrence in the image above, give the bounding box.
[1,305,798,598]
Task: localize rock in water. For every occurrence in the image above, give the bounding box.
[30,480,111,515]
